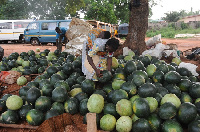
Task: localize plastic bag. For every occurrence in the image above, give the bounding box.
[66,18,92,40]
[178,62,199,76]
[0,71,21,84]
[63,44,82,56]
[146,34,162,47]
[162,50,179,58]
[123,47,133,56]
[142,43,169,59]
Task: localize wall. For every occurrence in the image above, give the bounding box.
[148,21,200,30]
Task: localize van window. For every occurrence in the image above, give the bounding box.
[120,26,128,30]
[41,22,56,30]
[14,22,30,29]
[59,22,70,29]
[0,22,12,29]
[28,22,39,30]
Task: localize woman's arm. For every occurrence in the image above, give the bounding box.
[86,46,101,77]
[107,56,112,72]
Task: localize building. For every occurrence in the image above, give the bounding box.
[178,14,200,23]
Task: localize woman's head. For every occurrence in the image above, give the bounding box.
[105,38,120,52]
[55,27,61,33]
[98,31,111,39]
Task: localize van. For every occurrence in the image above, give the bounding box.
[24,20,71,45]
[117,23,129,37]
[0,19,33,43]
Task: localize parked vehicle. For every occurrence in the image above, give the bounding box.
[0,19,33,43]
[117,23,129,37]
[24,20,71,45]
[85,20,118,37]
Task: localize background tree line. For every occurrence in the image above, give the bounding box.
[0,0,158,24]
[162,9,200,22]
[0,0,128,24]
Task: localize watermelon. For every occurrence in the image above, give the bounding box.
[26,109,44,126]
[17,76,28,86]
[161,94,181,109]
[116,116,132,132]
[87,94,104,114]
[116,99,133,116]
[6,95,23,110]
[2,110,19,124]
[100,114,116,131]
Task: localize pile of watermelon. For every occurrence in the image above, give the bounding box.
[0,49,200,132]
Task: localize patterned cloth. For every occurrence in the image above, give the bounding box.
[82,29,113,81]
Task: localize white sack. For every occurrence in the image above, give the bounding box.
[178,62,199,76]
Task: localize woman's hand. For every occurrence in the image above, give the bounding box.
[95,69,103,78]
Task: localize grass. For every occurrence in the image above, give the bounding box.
[146,27,200,38]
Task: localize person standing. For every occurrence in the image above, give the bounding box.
[55,27,68,52]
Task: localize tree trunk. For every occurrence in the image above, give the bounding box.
[114,0,149,56]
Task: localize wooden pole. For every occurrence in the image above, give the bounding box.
[87,113,97,132]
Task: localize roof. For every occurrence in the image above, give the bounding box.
[119,23,129,27]
[29,20,72,23]
[181,14,200,19]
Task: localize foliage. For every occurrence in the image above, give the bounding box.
[65,0,85,17]
[162,10,200,22]
[85,0,158,24]
[0,0,29,19]
[146,26,200,38]
[162,11,182,22]
[27,0,67,20]
[0,0,7,5]
[85,0,117,24]
[0,0,158,23]
[0,0,84,20]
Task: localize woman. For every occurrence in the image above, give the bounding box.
[82,30,119,81]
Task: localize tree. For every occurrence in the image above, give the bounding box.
[162,11,182,22]
[113,0,130,24]
[65,0,85,17]
[84,0,129,24]
[162,10,200,22]
[27,0,67,20]
[114,0,149,56]
[85,0,157,24]
[0,0,29,19]
[85,0,117,24]
[0,0,7,5]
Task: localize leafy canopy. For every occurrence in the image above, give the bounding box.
[0,0,159,24]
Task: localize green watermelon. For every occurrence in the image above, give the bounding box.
[116,99,133,116]
[100,114,116,131]
[87,94,104,114]
[6,95,23,110]
[116,116,132,132]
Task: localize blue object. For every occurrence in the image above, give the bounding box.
[24,20,71,44]
[56,27,67,39]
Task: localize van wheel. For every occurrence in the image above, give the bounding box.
[31,38,40,46]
